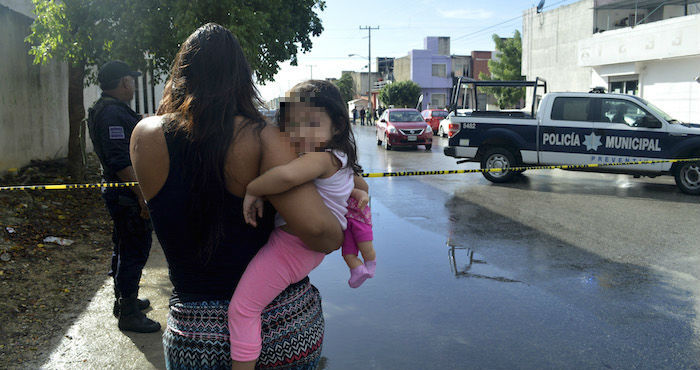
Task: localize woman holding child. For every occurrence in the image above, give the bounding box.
[130,23,344,369]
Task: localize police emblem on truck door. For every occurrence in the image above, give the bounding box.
[539,97,601,165]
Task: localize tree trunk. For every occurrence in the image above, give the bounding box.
[67,62,86,181]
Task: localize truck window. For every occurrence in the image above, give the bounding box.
[550,97,591,122]
[600,99,661,128]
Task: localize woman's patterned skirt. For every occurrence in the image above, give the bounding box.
[163,277,324,369]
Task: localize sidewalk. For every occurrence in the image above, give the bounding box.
[32,240,171,369]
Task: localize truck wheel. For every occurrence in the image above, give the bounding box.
[481,147,518,183]
[437,126,444,137]
[674,161,700,195]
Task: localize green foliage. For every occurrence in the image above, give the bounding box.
[478,30,524,109]
[333,72,355,104]
[378,81,422,108]
[25,0,327,84]
[152,0,326,84]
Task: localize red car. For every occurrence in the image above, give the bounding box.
[421,109,448,133]
[376,108,433,150]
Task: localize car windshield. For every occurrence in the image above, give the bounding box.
[432,111,448,117]
[633,97,681,124]
[389,111,424,122]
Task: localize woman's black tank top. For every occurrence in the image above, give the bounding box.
[147,126,275,303]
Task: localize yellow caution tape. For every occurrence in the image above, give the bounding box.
[361,158,700,177]
[0,182,139,191]
[1,158,699,190]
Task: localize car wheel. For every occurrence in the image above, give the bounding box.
[480,147,518,183]
[437,126,444,137]
[383,134,392,150]
[425,144,432,151]
[674,161,700,195]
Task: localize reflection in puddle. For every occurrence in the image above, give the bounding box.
[447,240,522,283]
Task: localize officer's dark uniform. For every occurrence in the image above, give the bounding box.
[87,93,152,307]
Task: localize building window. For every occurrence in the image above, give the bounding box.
[430,93,446,108]
[432,64,446,77]
[609,80,638,96]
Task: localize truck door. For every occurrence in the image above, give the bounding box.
[539,97,599,165]
[592,98,670,172]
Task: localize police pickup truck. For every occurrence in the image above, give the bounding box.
[443,78,700,194]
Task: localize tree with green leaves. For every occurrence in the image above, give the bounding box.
[25,0,326,179]
[478,30,524,109]
[333,72,355,104]
[378,81,422,108]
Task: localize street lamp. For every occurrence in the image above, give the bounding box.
[349,53,372,123]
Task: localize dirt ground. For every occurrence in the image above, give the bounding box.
[0,156,114,367]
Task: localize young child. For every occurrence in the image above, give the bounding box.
[228,80,377,369]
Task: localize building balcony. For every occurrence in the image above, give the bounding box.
[578,13,700,67]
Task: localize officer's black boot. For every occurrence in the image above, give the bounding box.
[113,297,151,317]
[118,294,161,333]
[113,285,150,317]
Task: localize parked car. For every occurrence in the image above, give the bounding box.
[437,110,472,138]
[376,108,433,150]
[421,109,448,133]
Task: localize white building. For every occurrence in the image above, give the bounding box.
[523,0,700,122]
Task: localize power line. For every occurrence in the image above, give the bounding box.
[451,0,572,42]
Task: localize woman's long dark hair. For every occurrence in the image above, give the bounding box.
[157,23,266,263]
[278,80,362,175]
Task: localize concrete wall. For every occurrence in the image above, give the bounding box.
[641,57,700,123]
[346,71,381,97]
[1,5,70,171]
[393,56,411,82]
[522,0,595,106]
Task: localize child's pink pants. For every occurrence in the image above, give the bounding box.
[228,228,325,361]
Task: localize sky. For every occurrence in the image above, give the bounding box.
[254,0,579,102]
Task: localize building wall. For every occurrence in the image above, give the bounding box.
[0,4,70,171]
[471,51,492,80]
[579,13,700,67]
[412,37,453,110]
[581,13,700,122]
[641,57,700,122]
[393,56,411,82]
[451,55,471,78]
[522,0,595,106]
[347,71,381,98]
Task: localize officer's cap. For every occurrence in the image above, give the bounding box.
[98,61,141,84]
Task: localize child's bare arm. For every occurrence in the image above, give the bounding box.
[247,152,336,197]
[353,174,369,192]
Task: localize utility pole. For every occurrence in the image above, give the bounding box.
[305,64,317,80]
[360,25,379,124]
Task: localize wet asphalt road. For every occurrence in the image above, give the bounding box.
[35,124,700,369]
[312,124,700,369]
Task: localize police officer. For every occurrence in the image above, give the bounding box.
[87,61,160,333]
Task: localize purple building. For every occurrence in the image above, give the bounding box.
[394,37,452,110]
